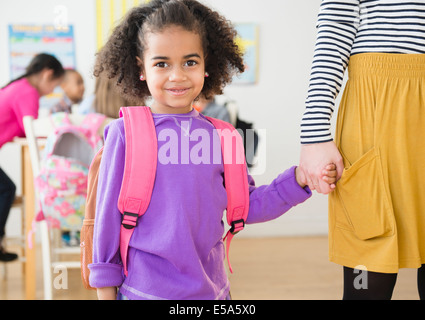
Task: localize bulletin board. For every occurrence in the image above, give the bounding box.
[8,24,76,80]
[96,0,151,51]
[8,24,76,110]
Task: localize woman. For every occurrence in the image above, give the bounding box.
[0,53,64,261]
[298,0,425,299]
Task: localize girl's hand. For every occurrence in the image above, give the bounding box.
[295,166,307,188]
[97,287,117,300]
[321,163,338,189]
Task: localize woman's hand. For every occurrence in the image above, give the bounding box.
[299,141,344,194]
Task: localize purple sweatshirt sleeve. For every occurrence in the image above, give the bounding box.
[89,120,126,288]
[246,166,312,224]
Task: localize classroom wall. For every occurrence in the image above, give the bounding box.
[0,0,338,238]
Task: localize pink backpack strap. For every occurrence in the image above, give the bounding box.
[206,116,250,273]
[118,107,157,277]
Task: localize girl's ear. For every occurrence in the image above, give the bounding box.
[42,68,55,81]
[136,56,145,77]
[136,56,144,69]
[40,68,59,86]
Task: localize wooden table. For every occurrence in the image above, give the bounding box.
[13,137,45,300]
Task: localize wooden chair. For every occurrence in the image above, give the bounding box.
[22,113,111,300]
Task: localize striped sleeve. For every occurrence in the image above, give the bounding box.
[352,1,425,55]
[301,0,360,144]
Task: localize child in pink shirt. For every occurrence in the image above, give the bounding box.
[0,53,64,261]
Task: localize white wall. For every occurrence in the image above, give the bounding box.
[0,0,335,238]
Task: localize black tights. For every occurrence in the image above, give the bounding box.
[0,167,16,241]
[343,265,425,300]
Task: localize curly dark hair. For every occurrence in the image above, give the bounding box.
[94,0,245,104]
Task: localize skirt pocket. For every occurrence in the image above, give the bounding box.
[335,147,394,240]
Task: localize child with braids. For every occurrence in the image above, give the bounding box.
[89,0,337,300]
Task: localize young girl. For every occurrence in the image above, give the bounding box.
[0,53,64,261]
[89,0,336,300]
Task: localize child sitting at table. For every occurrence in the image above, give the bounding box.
[0,53,64,261]
[50,69,85,114]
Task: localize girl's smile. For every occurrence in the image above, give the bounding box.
[166,86,191,96]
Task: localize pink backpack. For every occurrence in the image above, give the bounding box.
[35,113,105,235]
[81,107,249,289]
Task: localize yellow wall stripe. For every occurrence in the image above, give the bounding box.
[96,0,103,51]
[97,0,150,51]
[122,0,127,17]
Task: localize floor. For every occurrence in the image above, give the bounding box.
[0,236,420,300]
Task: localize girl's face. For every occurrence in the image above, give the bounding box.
[141,25,206,114]
[38,69,64,97]
[62,71,85,103]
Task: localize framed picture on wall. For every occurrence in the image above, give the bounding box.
[233,23,260,85]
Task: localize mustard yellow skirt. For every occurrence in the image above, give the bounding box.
[329,53,425,273]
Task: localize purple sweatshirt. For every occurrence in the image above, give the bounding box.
[89,109,312,300]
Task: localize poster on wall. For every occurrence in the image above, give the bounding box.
[8,24,76,109]
[9,24,76,79]
[233,23,259,85]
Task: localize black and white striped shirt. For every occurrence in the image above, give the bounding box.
[301,0,425,144]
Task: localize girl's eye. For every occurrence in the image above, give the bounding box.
[185,60,198,67]
[155,62,168,68]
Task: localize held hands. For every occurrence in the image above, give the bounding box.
[298,141,344,194]
[295,164,337,190]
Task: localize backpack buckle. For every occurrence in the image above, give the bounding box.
[229,219,245,235]
[122,212,139,230]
